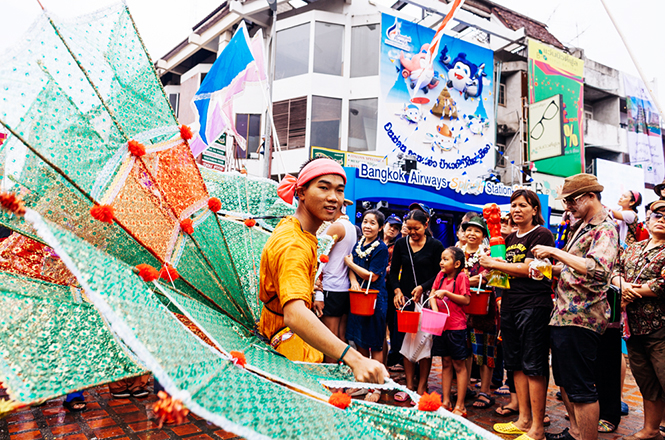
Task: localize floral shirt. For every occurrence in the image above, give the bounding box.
[550,208,619,334]
[612,240,665,336]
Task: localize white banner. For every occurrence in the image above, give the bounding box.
[623,74,664,185]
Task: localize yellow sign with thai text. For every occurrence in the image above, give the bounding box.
[528,39,584,79]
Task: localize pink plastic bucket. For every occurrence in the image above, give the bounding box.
[420,299,449,336]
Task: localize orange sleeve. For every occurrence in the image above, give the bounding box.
[276,240,315,308]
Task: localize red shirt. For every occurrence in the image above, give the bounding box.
[432,271,470,331]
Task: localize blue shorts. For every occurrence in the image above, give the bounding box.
[432,329,470,360]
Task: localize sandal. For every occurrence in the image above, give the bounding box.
[493,421,525,435]
[494,385,511,395]
[597,419,616,433]
[495,406,518,417]
[63,398,86,412]
[472,392,495,409]
[364,390,381,403]
[544,414,551,427]
[452,406,467,418]
[660,426,665,435]
[132,389,149,398]
[394,391,409,402]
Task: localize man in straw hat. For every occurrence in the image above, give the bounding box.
[263,157,387,383]
[532,174,619,440]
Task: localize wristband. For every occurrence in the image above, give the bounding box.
[314,290,324,302]
[337,344,351,364]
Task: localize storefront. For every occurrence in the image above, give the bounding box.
[344,165,550,246]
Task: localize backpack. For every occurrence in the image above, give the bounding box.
[626,219,648,245]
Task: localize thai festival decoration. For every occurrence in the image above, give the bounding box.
[0,3,499,439]
[379,13,495,181]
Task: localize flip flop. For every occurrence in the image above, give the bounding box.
[452,407,467,418]
[394,391,409,402]
[364,390,381,403]
[346,388,369,397]
[493,421,525,435]
[472,392,495,409]
[495,406,518,417]
[598,419,616,433]
[660,426,665,435]
[494,385,510,395]
[63,398,86,412]
[514,435,537,440]
[544,414,551,427]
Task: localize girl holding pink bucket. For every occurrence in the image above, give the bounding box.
[429,246,471,417]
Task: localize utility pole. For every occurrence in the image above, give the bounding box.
[262,0,278,179]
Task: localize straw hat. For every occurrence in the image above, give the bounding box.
[555,173,604,200]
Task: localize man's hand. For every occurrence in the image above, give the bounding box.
[312,300,325,317]
[532,245,557,260]
[344,350,388,383]
[350,280,361,291]
[411,285,423,302]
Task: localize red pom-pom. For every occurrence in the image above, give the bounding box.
[180,219,194,234]
[159,264,180,281]
[229,350,247,367]
[319,255,329,264]
[136,264,159,282]
[180,125,193,141]
[418,392,442,411]
[244,218,256,228]
[208,197,221,212]
[328,391,351,409]
[153,391,189,429]
[0,192,26,215]
[90,204,114,223]
[127,139,146,157]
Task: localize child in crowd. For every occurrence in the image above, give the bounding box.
[429,247,471,417]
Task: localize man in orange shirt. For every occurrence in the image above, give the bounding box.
[260,158,387,383]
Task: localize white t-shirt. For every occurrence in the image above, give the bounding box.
[615,210,636,244]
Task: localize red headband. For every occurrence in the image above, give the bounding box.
[277,159,346,204]
[631,190,640,203]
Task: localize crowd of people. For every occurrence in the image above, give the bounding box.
[261,157,665,440]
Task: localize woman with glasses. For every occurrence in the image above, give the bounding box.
[611,201,665,440]
[609,190,644,246]
[479,189,554,440]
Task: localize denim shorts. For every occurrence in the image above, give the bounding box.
[432,329,470,360]
[551,325,601,403]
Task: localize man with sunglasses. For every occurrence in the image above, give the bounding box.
[532,174,619,440]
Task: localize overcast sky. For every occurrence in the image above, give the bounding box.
[1,0,663,105]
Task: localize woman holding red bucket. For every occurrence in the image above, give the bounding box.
[390,209,444,401]
[344,209,389,402]
[479,189,554,440]
[461,216,499,410]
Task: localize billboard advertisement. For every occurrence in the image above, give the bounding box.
[623,74,664,186]
[528,39,584,177]
[378,13,495,180]
[528,95,565,161]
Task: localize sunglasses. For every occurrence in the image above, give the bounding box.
[650,212,665,222]
[562,193,588,206]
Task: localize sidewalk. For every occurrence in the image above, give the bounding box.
[0,356,645,440]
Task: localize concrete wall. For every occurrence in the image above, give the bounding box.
[584,118,627,154]
[584,58,620,93]
[590,96,620,126]
[497,71,523,134]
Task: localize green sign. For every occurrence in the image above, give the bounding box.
[311,146,345,166]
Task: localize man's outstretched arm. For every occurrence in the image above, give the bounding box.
[283,299,388,383]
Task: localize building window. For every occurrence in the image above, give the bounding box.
[350,24,379,77]
[498,83,506,107]
[275,23,310,80]
[168,93,179,117]
[234,114,262,159]
[314,22,344,76]
[273,97,307,150]
[584,104,594,121]
[348,98,378,151]
[496,143,506,167]
[311,96,342,150]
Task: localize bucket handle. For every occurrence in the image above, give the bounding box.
[359,273,373,295]
[474,273,483,294]
[399,296,418,313]
[424,291,450,315]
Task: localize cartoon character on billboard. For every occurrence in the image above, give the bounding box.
[396,103,423,124]
[424,124,457,152]
[399,44,440,93]
[439,46,486,100]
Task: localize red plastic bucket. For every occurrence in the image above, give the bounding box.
[397,309,420,333]
[349,289,378,316]
[466,290,491,315]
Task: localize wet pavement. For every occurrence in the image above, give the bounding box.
[0,355,646,440]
